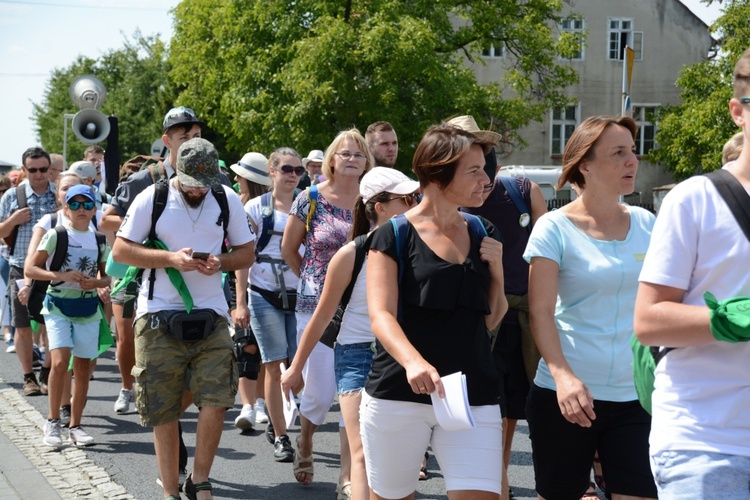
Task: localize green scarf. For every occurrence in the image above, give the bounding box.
[111,239,194,313]
[704,291,750,343]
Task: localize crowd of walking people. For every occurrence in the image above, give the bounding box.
[3,47,750,500]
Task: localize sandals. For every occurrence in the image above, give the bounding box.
[580,481,602,500]
[293,436,314,485]
[335,481,352,500]
[418,451,429,480]
[182,473,212,500]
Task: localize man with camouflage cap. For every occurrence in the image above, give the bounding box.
[113,138,255,499]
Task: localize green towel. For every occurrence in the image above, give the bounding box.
[704,291,750,343]
[111,239,194,313]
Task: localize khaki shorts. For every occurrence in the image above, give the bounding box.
[132,312,237,427]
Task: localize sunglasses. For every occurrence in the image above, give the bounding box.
[68,200,95,211]
[180,184,209,194]
[279,165,305,176]
[386,193,421,207]
[26,167,49,174]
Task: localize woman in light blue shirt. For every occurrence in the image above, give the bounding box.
[523,116,657,500]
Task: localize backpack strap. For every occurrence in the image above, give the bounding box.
[145,181,170,300]
[305,186,318,232]
[499,177,531,234]
[8,185,27,255]
[256,191,276,253]
[706,169,750,244]
[211,184,230,254]
[460,212,489,239]
[50,226,69,272]
[94,231,106,270]
[340,234,370,311]
[146,160,168,185]
[50,212,58,228]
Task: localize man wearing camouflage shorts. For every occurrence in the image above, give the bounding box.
[113,138,254,499]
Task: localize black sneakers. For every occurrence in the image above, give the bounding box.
[265,420,275,445]
[273,434,295,463]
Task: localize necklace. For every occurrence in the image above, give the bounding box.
[179,190,206,231]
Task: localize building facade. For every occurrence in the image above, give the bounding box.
[469,0,714,203]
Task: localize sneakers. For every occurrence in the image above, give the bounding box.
[254,399,269,424]
[234,404,255,431]
[32,344,43,367]
[156,468,187,490]
[68,425,95,447]
[22,377,42,397]
[265,419,275,445]
[114,388,133,414]
[43,419,63,449]
[38,366,50,396]
[273,434,295,462]
[60,406,71,427]
[5,339,15,353]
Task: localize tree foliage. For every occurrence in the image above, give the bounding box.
[648,0,750,180]
[32,32,176,164]
[170,0,581,168]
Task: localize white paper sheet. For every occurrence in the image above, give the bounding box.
[279,363,299,428]
[430,371,475,431]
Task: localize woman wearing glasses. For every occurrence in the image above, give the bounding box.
[281,129,373,493]
[363,124,506,499]
[235,148,303,462]
[26,185,110,449]
[282,167,420,500]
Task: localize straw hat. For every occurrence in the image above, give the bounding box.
[445,115,502,145]
[230,152,272,186]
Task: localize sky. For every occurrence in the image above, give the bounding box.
[0,0,723,166]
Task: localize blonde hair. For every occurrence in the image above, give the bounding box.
[322,128,374,182]
[722,132,744,164]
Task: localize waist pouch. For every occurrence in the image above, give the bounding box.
[157,309,217,342]
[251,285,297,312]
[47,295,100,318]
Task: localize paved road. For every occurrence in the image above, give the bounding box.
[0,342,539,499]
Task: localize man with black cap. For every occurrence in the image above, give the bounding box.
[113,137,255,500]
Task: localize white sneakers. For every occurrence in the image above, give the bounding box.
[114,388,133,414]
[43,419,63,449]
[234,404,255,431]
[68,426,96,447]
[254,399,269,424]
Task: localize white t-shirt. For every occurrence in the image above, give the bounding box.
[244,196,301,293]
[524,206,654,401]
[338,251,374,345]
[117,182,255,319]
[639,166,750,458]
[35,210,102,233]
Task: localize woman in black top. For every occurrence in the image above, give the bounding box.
[363,124,507,500]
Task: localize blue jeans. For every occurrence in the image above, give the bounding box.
[249,292,297,363]
[651,449,750,499]
[334,341,375,394]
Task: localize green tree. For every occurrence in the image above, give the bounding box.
[649,0,750,180]
[32,32,176,165]
[170,0,581,168]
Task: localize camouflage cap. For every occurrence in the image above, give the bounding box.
[176,138,221,188]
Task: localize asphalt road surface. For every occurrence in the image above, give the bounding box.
[0,340,539,499]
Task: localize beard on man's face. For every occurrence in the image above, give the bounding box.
[181,189,207,208]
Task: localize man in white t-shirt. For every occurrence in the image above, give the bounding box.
[113,138,255,499]
[635,48,750,498]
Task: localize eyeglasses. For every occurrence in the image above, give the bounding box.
[26,167,49,174]
[335,152,366,161]
[180,184,209,194]
[68,200,95,211]
[279,165,305,176]
[385,193,421,206]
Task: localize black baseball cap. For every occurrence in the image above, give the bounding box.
[162,106,204,133]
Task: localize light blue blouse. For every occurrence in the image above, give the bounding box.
[523,206,654,401]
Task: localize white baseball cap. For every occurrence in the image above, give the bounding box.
[68,161,97,181]
[360,167,419,203]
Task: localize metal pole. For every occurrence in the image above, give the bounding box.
[62,113,75,164]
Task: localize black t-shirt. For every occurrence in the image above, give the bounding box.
[365,216,501,406]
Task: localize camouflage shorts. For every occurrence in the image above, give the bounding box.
[132,312,238,427]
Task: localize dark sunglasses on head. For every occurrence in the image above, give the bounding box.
[386,193,421,206]
[26,167,49,174]
[279,165,305,176]
[68,200,96,211]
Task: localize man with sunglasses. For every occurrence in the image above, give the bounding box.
[0,147,56,396]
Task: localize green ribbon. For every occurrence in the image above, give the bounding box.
[111,239,194,313]
[704,291,750,343]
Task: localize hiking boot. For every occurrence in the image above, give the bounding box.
[68,425,96,447]
[42,419,63,449]
[59,406,71,427]
[114,388,133,414]
[23,378,42,397]
[234,404,255,431]
[273,434,295,462]
[254,399,269,424]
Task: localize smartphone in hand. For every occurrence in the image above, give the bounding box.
[192,252,210,260]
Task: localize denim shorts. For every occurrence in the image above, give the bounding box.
[651,449,750,499]
[334,341,374,395]
[46,313,99,359]
[249,292,297,363]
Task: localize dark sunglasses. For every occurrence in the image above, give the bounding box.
[68,200,96,211]
[26,167,49,174]
[279,165,305,176]
[386,193,421,206]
